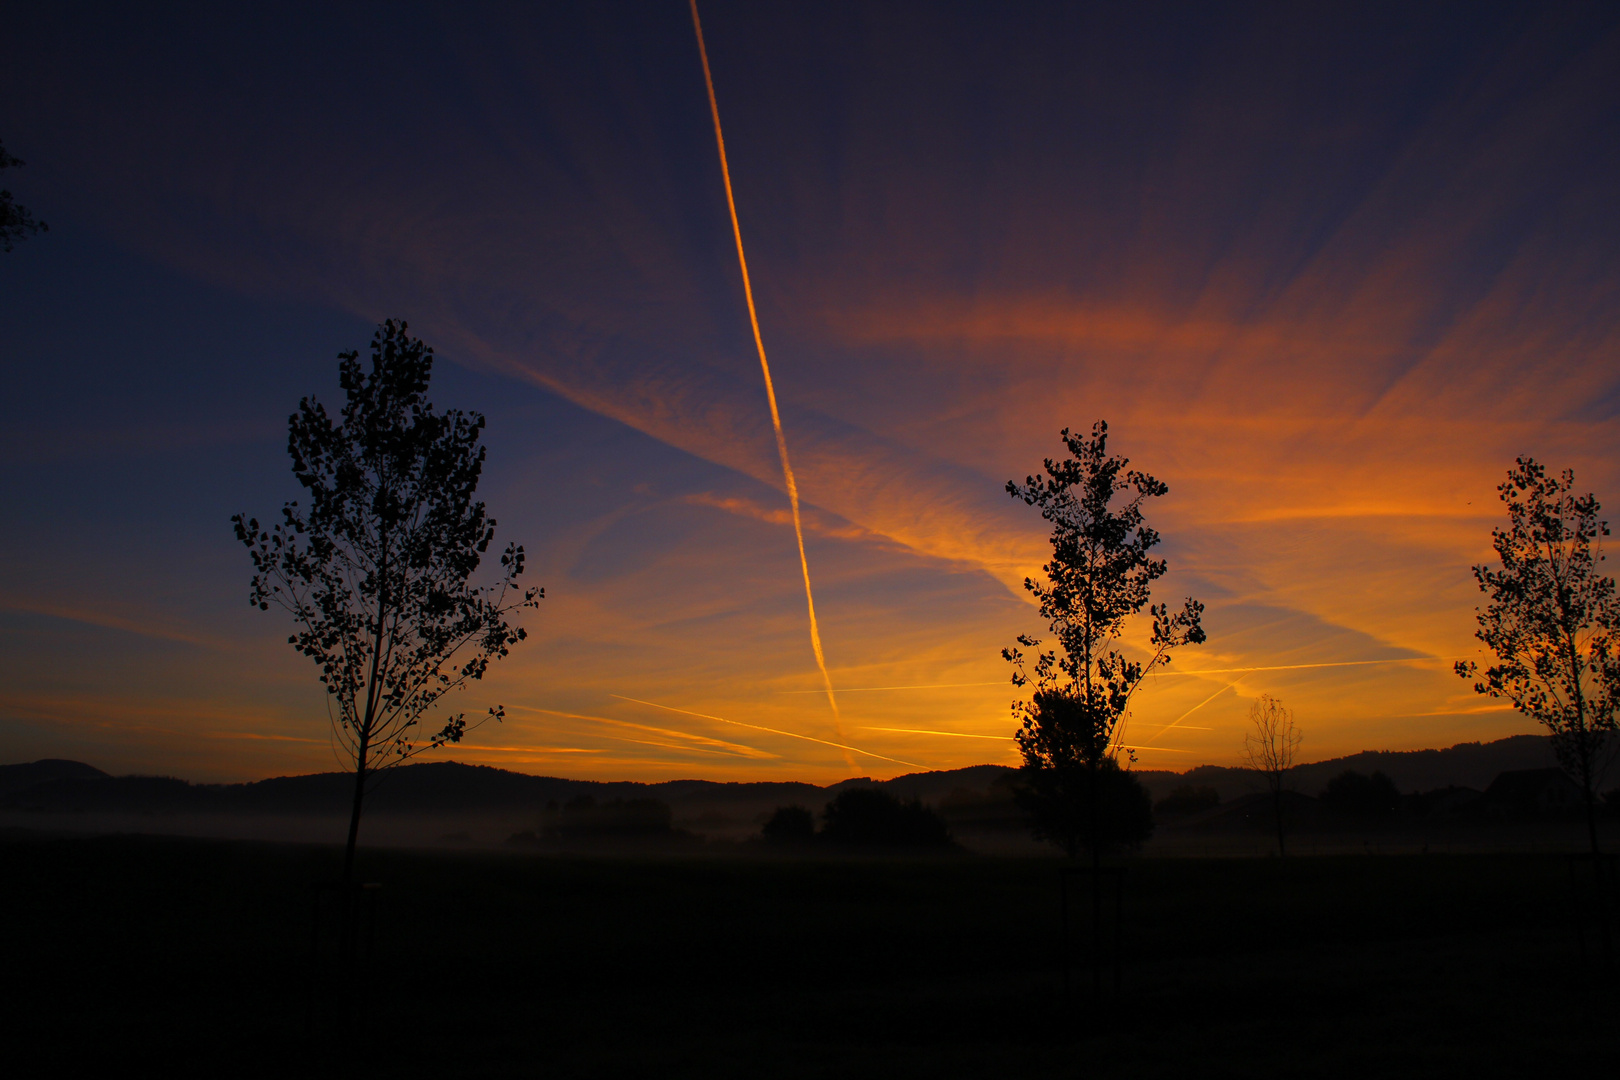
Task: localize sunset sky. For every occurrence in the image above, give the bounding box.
[3,2,1619,784]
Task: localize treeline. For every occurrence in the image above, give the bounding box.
[1154,765,1620,829]
[760,788,954,850]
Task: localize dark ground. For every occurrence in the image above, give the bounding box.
[3,832,1616,1078]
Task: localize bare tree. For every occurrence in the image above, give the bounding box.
[1242,694,1300,856]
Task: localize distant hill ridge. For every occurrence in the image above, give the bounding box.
[0,736,1557,816]
[1133,734,1557,802]
[0,759,109,799]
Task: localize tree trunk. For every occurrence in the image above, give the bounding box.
[1580,745,1600,859]
[1089,757,1102,996]
[342,732,369,888]
[1565,625,1598,859]
[1272,781,1287,858]
[345,523,388,889]
[337,730,370,962]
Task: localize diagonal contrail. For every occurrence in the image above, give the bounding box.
[778,681,1008,694]
[1150,656,1464,676]
[1132,682,1237,748]
[689,0,852,768]
[614,695,925,770]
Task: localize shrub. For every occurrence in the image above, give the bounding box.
[1319,770,1400,821]
[761,805,816,844]
[1014,758,1154,856]
[820,788,952,849]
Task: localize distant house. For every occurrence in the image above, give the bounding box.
[1484,768,1584,816]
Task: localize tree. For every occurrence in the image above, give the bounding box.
[819,788,952,849]
[1456,458,1620,857]
[233,321,541,886]
[1002,421,1205,862]
[0,138,49,252]
[1242,694,1300,856]
[1014,749,1153,857]
[761,805,816,845]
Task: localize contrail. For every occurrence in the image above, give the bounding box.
[1151,656,1462,676]
[508,704,779,759]
[614,694,926,770]
[861,726,1014,741]
[689,0,853,769]
[1130,682,1237,749]
[779,681,1007,694]
[1115,744,1196,754]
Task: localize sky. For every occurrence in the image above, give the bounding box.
[2,1,1619,784]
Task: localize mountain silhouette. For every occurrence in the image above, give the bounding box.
[0,759,108,799]
[0,736,1563,845]
[1132,734,1557,802]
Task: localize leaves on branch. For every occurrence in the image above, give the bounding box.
[231,321,540,780]
[1004,421,1204,774]
[1457,457,1619,801]
[0,139,48,253]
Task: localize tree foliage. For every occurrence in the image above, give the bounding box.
[1456,458,1619,855]
[819,788,952,849]
[1319,770,1400,823]
[0,139,48,252]
[761,805,816,845]
[233,321,540,879]
[1002,421,1204,859]
[1016,754,1153,857]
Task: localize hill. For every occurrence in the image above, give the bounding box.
[1131,734,1557,802]
[1,735,1561,815]
[0,759,108,798]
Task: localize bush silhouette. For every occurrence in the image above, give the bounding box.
[762,805,816,844]
[820,788,952,849]
[1015,757,1154,856]
[1319,770,1400,821]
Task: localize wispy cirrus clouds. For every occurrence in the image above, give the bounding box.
[3,3,1618,781]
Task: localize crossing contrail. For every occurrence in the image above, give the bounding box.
[614,695,925,770]
[689,0,852,768]
[778,681,1007,694]
[1150,656,1462,676]
[1135,682,1237,747]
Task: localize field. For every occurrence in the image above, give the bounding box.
[4,831,1616,1078]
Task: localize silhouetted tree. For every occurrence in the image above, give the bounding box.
[233,321,540,886]
[1003,421,1205,862]
[761,805,816,845]
[819,788,952,849]
[0,139,48,252]
[1016,753,1153,856]
[1319,770,1400,823]
[1243,694,1301,856]
[1456,459,1620,857]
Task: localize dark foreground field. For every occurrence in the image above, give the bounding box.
[4,833,1616,1078]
